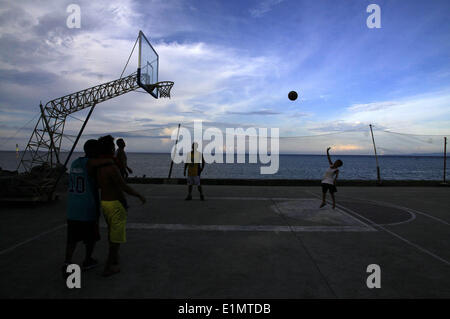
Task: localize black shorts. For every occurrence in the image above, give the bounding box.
[67,219,100,244]
[321,183,337,194]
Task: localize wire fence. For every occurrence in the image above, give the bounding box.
[0,117,448,181]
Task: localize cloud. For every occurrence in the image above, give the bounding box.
[1,0,449,154]
[0,68,59,85]
[348,101,398,112]
[179,109,205,115]
[305,90,450,136]
[0,0,282,137]
[343,91,450,134]
[225,110,281,116]
[332,144,363,151]
[133,117,153,123]
[291,112,310,118]
[249,0,283,18]
[308,120,381,133]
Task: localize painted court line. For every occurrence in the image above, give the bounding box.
[356,199,417,226]
[114,197,377,233]
[113,223,375,232]
[307,192,450,266]
[344,208,450,266]
[270,199,338,297]
[303,191,376,230]
[328,205,376,230]
[152,195,376,231]
[0,196,373,256]
[0,224,65,256]
[406,207,450,226]
[340,195,448,227]
[150,195,308,201]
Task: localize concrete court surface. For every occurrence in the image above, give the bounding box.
[0,185,449,298]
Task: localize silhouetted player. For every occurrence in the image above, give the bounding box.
[116,138,133,179]
[63,139,113,277]
[97,135,146,277]
[184,142,205,201]
[320,147,343,209]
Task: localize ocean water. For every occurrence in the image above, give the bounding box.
[1,151,448,181]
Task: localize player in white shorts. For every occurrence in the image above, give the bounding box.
[320,147,343,209]
[184,142,206,201]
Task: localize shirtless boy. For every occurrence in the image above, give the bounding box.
[96,135,146,276]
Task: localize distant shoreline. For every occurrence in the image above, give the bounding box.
[0,150,445,157]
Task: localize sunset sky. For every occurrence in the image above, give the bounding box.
[0,0,449,154]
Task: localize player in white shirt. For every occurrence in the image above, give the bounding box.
[320,147,343,209]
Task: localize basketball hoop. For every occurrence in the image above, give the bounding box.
[152,81,174,98]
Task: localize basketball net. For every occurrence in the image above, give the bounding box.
[154,81,174,98]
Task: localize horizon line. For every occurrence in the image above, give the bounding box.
[0,150,444,157]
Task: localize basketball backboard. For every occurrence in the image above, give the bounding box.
[137,31,159,98]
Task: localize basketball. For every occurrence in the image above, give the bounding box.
[288,91,298,101]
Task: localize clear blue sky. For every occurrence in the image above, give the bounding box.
[0,0,449,153]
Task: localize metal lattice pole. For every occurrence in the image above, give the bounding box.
[19,73,139,172]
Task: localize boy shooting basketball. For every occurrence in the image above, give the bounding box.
[320,147,343,209]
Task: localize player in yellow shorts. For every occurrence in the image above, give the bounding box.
[97,135,146,277]
[101,200,128,243]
